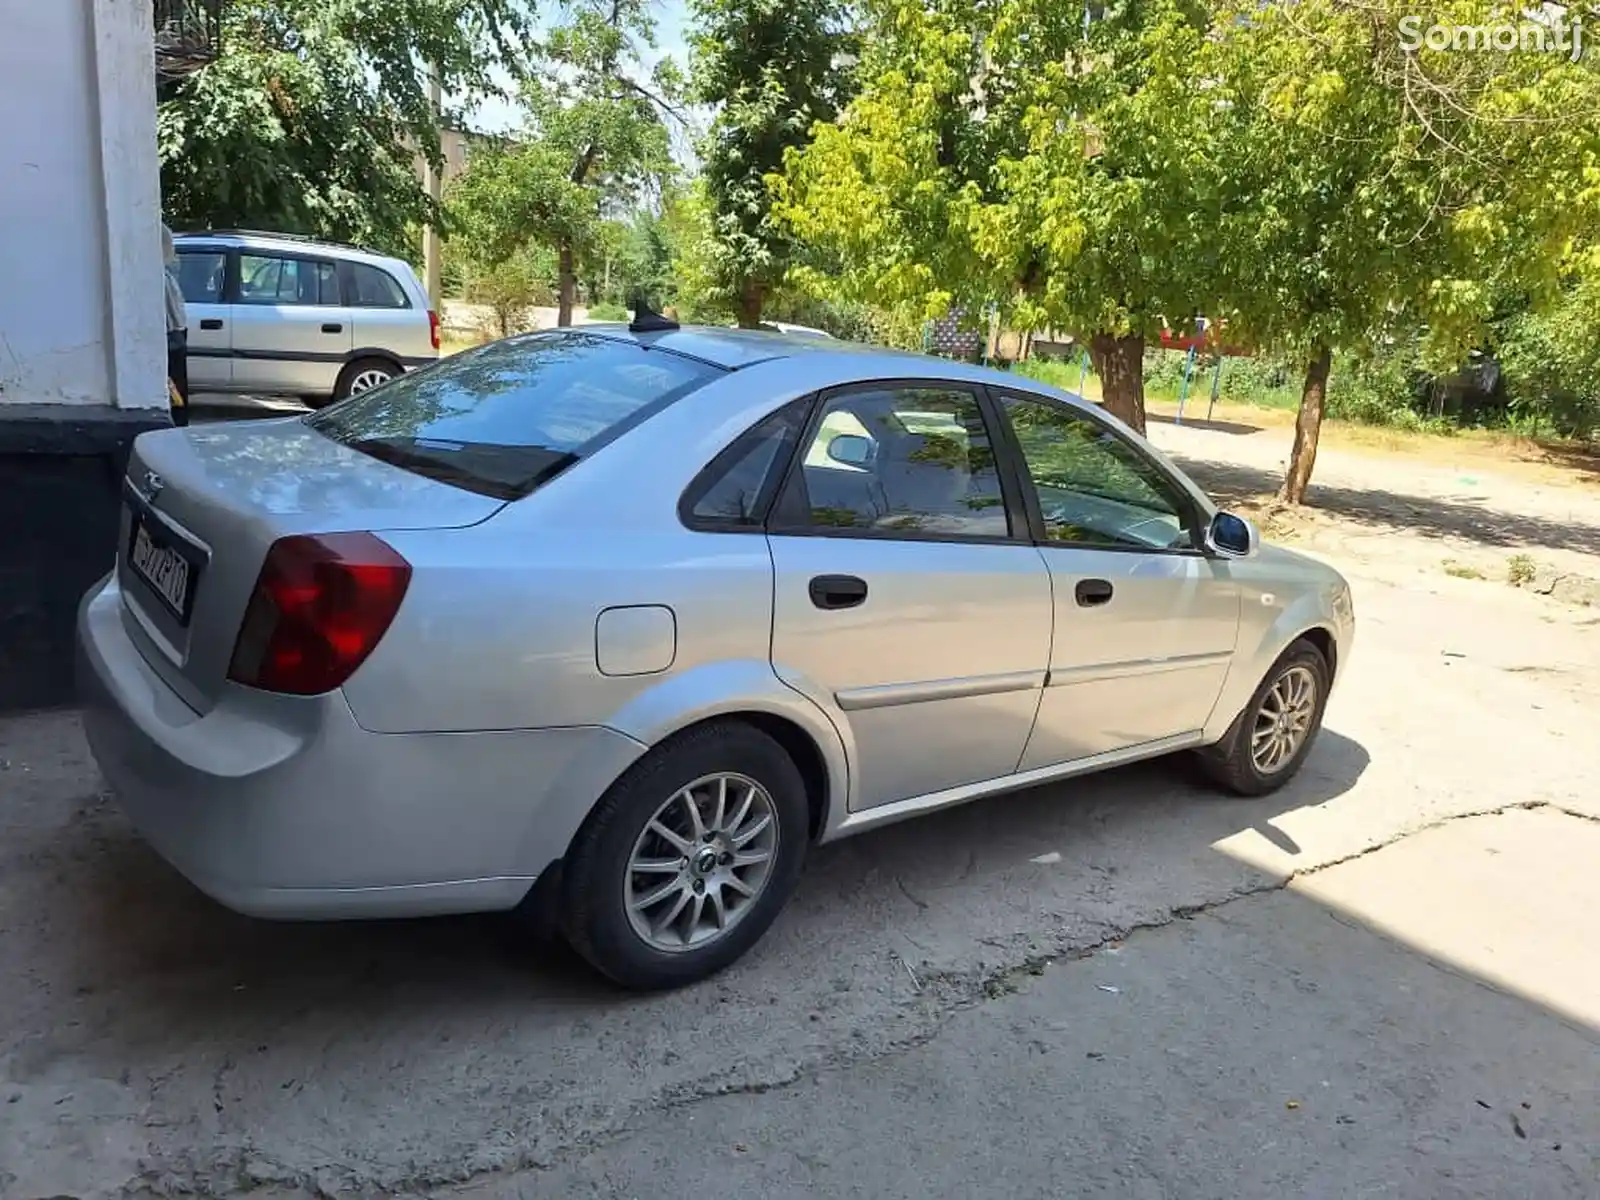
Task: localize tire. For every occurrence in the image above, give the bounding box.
[333,357,398,401]
[561,721,810,991]
[1196,638,1330,797]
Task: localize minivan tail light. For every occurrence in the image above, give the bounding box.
[428,308,441,350]
[228,533,411,696]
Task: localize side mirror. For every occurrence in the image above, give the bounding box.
[1206,510,1259,559]
[827,433,875,467]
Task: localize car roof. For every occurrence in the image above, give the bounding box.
[172,229,405,269]
[575,323,1024,384]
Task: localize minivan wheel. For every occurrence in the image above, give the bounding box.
[561,721,809,991]
[334,357,397,400]
[1196,638,1330,797]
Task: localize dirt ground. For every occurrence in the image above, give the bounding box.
[1146,404,1600,608]
[2,412,1597,1198]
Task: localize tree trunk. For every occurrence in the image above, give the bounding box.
[1088,332,1147,435]
[557,243,576,327]
[735,280,766,329]
[1280,344,1332,505]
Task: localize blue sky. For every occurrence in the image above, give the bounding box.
[462,0,692,134]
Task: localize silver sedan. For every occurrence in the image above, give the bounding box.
[78,321,1354,990]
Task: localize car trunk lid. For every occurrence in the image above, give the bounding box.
[116,417,505,714]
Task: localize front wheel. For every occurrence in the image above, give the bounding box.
[1197,639,1330,796]
[560,722,810,990]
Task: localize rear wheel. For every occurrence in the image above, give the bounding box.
[333,357,398,402]
[561,721,809,991]
[1197,639,1330,796]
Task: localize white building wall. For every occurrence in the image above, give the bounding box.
[0,0,166,410]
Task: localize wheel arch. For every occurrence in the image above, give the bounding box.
[597,659,849,847]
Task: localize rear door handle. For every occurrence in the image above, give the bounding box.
[321,322,343,334]
[1075,578,1114,607]
[809,574,869,610]
[199,318,223,331]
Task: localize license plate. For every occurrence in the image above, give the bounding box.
[129,520,193,620]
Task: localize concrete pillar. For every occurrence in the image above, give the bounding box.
[91,0,167,410]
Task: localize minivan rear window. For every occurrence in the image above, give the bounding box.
[305,332,721,500]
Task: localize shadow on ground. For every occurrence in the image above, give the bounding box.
[1170,453,1600,557]
[1146,409,1266,437]
[0,720,1371,1194]
[41,732,1369,1030]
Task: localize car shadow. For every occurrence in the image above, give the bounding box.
[42,729,1370,1036]
[0,724,1375,1191]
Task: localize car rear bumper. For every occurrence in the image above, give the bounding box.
[76,573,645,920]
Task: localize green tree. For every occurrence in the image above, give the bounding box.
[158,0,533,254]
[776,0,1226,434]
[689,0,855,327]
[1203,0,1600,501]
[521,0,681,323]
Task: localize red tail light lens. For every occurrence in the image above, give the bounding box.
[228,533,411,696]
[428,308,441,350]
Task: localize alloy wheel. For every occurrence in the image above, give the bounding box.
[624,772,779,953]
[1250,663,1319,774]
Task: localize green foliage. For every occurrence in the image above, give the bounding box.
[463,244,557,337]
[1203,0,1600,370]
[689,0,855,324]
[776,0,1222,334]
[158,1,533,253]
[448,0,679,321]
[1496,280,1600,440]
[587,300,630,320]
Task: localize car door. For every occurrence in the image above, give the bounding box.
[992,390,1241,770]
[173,246,231,390]
[230,251,351,395]
[766,381,1053,810]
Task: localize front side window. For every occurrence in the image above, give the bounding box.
[306,332,720,499]
[1001,394,1197,550]
[773,385,1010,539]
[347,263,410,308]
[175,250,226,304]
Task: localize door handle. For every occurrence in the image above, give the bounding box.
[199,318,223,331]
[809,574,869,611]
[1075,578,1114,607]
[321,323,343,334]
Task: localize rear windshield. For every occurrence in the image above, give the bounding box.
[306,332,721,499]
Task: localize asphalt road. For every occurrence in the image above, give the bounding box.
[2,440,1598,1197]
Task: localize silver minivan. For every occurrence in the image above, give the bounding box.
[171,230,439,407]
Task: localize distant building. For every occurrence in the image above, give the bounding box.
[412,125,508,190]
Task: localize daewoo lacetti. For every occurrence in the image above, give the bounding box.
[78,314,1354,990]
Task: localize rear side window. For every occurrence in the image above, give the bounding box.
[347,263,410,308]
[681,398,812,529]
[306,332,721,500]
[238,255,339,306]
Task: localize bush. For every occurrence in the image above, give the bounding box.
[587,300,629,321]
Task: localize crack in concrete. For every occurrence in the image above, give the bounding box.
[121,799,1591,1200]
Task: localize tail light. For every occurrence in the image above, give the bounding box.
[228,533,411,696]
[428,309,441,350]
